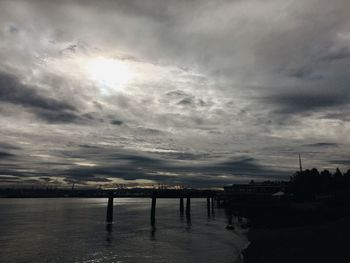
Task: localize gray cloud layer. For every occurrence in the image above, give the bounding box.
[0,0,350,187]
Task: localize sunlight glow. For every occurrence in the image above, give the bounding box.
[74,162,97,167]
[85,57,133,93]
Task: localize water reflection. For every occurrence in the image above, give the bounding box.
[150,226,156,240]
[0,198,248,263]
[106,223,113,243]
[225,207,234,230]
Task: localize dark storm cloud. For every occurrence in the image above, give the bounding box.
[329,160,350,166]
[79,144,100,149]
[288,67,315,80]
[0,72,82,123]
[320,46,350,62]
[59,44,78,54]
[110,119,123,125]
[215,158,287,177]
[35,110,82,123]
[7,24,19,33]
[5,143,286,186]
[288,45,350,80]
[0,72,75,111]
[0,175,26,184]
[265,92,350,114]
[57,149,288,186]
[165,90,189,98]
[0,167,42,178]
[162,152,210,161]
[304,143,339,148]
[0,142,21,150]
[0,151,14,159]
[177,97,194,105]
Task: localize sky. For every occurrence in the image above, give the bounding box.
[1,0,350,188]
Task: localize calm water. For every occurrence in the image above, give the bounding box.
[0,198,249,263]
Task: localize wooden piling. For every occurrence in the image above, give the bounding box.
[151,197,157,226]
[211,196,215,213]
[106,195,114,222]
[207,197,210,216]
[180,197,184,215]
[186,197,191,218]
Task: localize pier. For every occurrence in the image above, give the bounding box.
[105,189,216,225]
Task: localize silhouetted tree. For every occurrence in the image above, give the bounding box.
[320,169,332,193]
[333,168,344,190]
[343,169,350,188]
[334,168,343,178]
[289,167,350,200]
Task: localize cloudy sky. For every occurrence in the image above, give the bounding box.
[1,0,350,188]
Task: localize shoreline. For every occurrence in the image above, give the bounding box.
[242,216,350,263]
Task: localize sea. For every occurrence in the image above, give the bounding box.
[0,198,249,263]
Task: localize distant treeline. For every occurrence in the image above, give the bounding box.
[290,168,350,199]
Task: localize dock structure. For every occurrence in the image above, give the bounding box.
[207,197,210,216]
[151,196,156,226]
[106,193,114,222]
[105,189,216,225]
[179,197,184,215]
[186,197,191,219]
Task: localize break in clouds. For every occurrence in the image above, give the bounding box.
[1,0,350,188]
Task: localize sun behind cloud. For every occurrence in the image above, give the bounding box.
[85,57,134,94]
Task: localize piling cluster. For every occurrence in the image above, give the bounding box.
[105,190,216,226]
